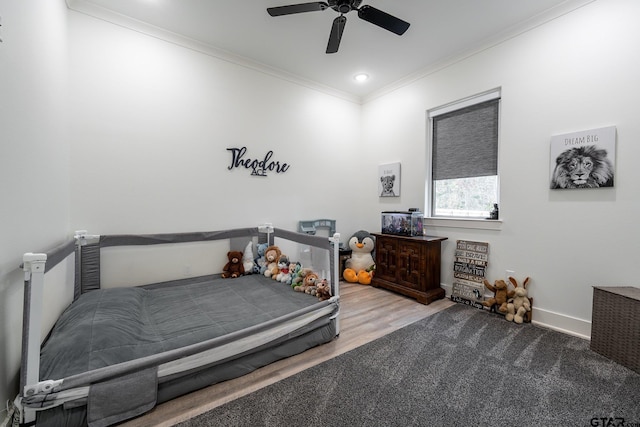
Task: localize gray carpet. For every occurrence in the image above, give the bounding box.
[177,304,640,427]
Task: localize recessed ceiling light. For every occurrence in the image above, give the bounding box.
[354,73,369,83]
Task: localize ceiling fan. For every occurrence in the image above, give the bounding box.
[267,1,410,54]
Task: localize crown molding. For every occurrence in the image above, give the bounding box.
[66,0,597,106]
[362,0,597,104]
[65,0,362,104]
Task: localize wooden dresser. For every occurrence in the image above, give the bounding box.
[371,233,447,305]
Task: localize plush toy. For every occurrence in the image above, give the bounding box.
[253,243,269,274]
[283,262,301,285]
[482,279,514,313]
[343,230,376,285]
[263,245,282,279]
[221,251,245,278]
[291,267,314,289]
[242,241,254,275]
[275,255,291,282]
[315,279,332,301]
[294,271,319,293]
[344,268,375,285]
[506,277,531,324]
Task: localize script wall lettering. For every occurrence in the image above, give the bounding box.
[227,146,290,177]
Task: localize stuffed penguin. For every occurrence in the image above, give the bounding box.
[343,230,375,284]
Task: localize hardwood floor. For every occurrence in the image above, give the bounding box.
[121,282,454,427]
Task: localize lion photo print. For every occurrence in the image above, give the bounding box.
[549,126,616,190]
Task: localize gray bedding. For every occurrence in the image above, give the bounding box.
[41,274,324,381]
[36,274,336,426]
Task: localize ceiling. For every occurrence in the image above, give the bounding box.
[67,0,593,101]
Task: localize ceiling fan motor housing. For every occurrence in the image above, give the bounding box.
[329,0,362,14]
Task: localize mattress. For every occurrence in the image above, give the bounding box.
[35,274,337,426]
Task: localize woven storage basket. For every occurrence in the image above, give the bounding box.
[591,286,640,373]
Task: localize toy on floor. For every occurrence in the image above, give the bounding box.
[222,250,245,278]
[482,279,514,313]
[506,276,531,324]
[342,230,376,285]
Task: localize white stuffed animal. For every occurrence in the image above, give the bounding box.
[242,241,254,275]
[343,230,376,285]
[344,230,375,272]
[506,277,531,324]
[275,255,291,282]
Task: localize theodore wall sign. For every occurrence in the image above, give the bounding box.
[227,146,290,177]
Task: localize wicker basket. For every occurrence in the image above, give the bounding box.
[591,286,640,373]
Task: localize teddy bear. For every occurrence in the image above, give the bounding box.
[221,250,245,278]
[315,279,332,301]
[253,242,269,274]
[294,271,319,293]
[342,230,376,285]
[263,245,282,279]
[291,267,314,289]
[506,276,531,324]
[482,278,514,313]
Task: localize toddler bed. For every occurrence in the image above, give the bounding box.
[16,226,340,427]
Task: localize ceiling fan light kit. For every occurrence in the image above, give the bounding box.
[267,1,410,54]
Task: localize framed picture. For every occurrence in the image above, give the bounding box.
[549,126,616,189]
[378,162,401,197]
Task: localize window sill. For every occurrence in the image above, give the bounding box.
[423,217,502,231]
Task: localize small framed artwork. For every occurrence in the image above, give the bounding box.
[378,162,401,197]
[549,126,616,189]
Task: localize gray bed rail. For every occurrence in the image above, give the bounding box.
[16,225,341,425]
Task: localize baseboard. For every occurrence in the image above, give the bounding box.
[441,283,591,340]
[530,307,591,340]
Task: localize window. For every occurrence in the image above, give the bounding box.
[427,90,500,219]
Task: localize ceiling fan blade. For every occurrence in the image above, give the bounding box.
[357,5,410,35]
[326,15,347,54]
[267,2,329,17]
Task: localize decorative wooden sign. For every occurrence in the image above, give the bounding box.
[451,240,489,309]
[227,146,290,177]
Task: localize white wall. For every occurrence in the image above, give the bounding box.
[3,0,639,416]
[67,12,364,236]
[0,0,71,415]
[64,8,366,287]
[0,0,366,413]
[362,0,640,337]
